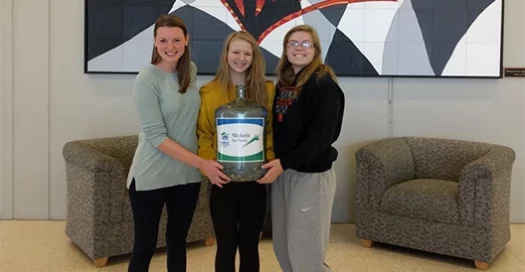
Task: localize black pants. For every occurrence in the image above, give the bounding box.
[210,181,267,272]
[128,179,201,272]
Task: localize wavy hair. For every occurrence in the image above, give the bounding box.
[212,31,268,108]
[151,14,191,94]
[275,24,337,97]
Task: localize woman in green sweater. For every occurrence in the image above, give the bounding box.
[126,14,229,272]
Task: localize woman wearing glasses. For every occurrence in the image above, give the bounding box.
[257,24,345,272]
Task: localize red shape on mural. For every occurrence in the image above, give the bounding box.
[257,0,398,44]
[255,0,265,17]
[234,0,245,17]
[220,0,398,42]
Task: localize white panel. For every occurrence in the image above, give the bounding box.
[443,0,502,77]
[13,0,50,219]
[338,8,365,44]
[330,78,390,222]
[465,10,502,44]
[365,0,404,9]
[1,0,14,219]
[169,0,189,13]
[346,6,399,74]
[49,0,76,219]
[441,41,467,76]
[122,37,153,72]
[87,45,124,72]
[185,0,223,8]
[363,8,398,43]
[362,42,393,74]
[466,43,501,77]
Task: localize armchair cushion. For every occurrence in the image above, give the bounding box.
[380,179,459,225]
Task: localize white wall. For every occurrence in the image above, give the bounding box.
[1,0,524,222]
[1,0,14,219]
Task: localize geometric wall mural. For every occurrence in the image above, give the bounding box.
[85,0,504,78]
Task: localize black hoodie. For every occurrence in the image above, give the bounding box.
[272,68,345,173]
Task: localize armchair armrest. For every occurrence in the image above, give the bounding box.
[63,141,126,177]
[63,140,129,223]
[458,146,516,226]
[355,138,415,209]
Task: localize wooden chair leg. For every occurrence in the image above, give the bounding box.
[360,239,373,248]
[474,261,489,270]
[203,238,216,246]
[93,257,108,267]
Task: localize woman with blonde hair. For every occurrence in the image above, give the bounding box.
[257,24,345,272]
[197,30,275,272]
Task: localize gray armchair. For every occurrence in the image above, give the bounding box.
[63,136,215,267]
[355,136,515,270]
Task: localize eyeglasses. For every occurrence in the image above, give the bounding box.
[287,40,314,49]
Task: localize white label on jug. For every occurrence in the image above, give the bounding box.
[216,117,264,163]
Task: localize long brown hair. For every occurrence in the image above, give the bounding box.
[150,14,192,94]
[212,31,268,108]
[275,25,337,97]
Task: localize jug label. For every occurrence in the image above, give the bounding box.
[216,117,264,162]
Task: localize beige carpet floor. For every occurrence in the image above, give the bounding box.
[0,221,523,272]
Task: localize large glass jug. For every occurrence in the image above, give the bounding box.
[215,84,268,181]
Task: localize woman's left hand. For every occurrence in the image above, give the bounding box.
[257,159,284,184]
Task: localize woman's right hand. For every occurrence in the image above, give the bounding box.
[199,159,231,188]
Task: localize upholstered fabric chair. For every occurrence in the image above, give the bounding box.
[355,136,515,270]
[63,136,215,267]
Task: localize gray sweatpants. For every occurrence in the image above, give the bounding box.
[271,168,337,272]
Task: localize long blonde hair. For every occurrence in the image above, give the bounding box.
[150,14,192,94]
[275,25,337,97]
[212,31,268,108]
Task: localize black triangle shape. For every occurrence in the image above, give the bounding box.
[319,6,346,27]
[413,0,496,75]
[325,29,379,76]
